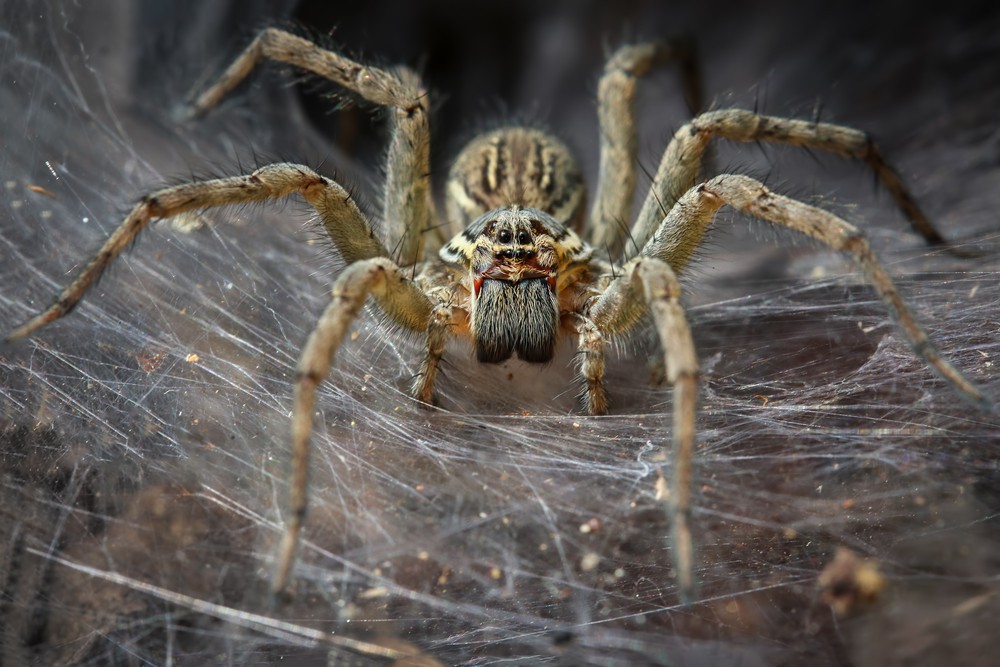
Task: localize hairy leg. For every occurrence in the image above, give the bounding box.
[646,173,989,408]
[575,317,609,415]
[412,303,454,404]
[6,163,406,341]
[276,257,432,595]
[589,39,702,257]
[587,256,699,603]
[628,109,952,264]
[191,27,435,266]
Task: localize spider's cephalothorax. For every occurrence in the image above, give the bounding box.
[8,28,988,604]
[440,127,592,365]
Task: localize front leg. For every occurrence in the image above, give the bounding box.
[277,257,432,596]
[412,303,453,405]
[643,174,987,409]
[587,256,699,603]
[575,317,609,415]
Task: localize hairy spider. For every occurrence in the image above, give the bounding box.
[6,29,988,604]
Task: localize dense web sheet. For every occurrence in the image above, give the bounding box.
[2,2,999,665]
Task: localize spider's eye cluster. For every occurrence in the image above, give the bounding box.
[496,229,533,245]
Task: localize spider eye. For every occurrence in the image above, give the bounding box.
[498,230,512,243]
[517,231,531,245]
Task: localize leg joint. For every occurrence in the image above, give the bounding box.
[294,369,324,385]
[839,228,870,254]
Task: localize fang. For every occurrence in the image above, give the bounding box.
[473,278,558,363]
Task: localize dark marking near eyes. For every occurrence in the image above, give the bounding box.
[531,218,568,241]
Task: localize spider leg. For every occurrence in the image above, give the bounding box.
[627,109,956,263]
[587,256,699,603]
[590,39,702,256]
[5,163,423,341]
[191,28,435,266]
[412,302,454,404]
[575,317,609,415]
[276,257,432,595]
[647,173,990,408]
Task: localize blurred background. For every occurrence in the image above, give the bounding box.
[1,1,998,665]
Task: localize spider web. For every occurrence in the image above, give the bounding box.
[2,2,999,666]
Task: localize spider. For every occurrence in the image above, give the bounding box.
[6,28,988,604]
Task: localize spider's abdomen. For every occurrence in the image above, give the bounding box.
[445,127,586,232]
[473,278,558,364]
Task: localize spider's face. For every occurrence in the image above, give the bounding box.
[467,212,560,292]
[441,206,590,365]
